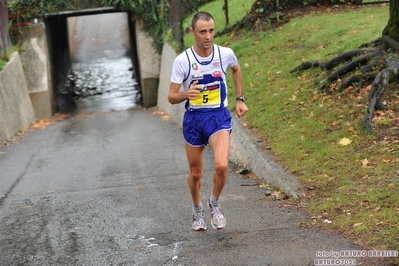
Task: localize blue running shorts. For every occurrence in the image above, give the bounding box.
[183,108,232,147]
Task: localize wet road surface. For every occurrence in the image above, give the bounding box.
[0,106,395,265]
[60,50,140,114]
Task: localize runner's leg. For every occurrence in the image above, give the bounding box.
[208,129,230,198]
[185,142,205,206]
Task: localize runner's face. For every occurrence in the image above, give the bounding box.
[191,19,215,51]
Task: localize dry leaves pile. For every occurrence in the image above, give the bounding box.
[29,113,69,129]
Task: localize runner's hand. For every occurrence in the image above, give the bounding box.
[185,80,202,100]
[236,101,249,118]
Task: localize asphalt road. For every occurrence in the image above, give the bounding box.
[0,107,395,266]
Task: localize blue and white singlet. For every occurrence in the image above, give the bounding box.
[171,44,238,113]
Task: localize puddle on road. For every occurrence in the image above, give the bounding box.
[59,51,140,114]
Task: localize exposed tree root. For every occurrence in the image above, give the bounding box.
[290,35,399,132]
[365,55,399,131]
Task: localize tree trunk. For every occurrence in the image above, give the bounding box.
[224,0,229,26]
[169,0,184,51]
[382,0,399,41]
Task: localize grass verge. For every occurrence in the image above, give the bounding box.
[184,2,399,258]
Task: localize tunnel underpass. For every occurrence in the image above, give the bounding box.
[44,9,142,115]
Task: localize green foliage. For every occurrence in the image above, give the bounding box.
[183,0,252,49]
[0,45,19,71]
[8,0,79,22]
[8,0,166,53]
[303,0,353,5]
[0,59,5,71]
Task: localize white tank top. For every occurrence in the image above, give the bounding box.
[171,44,239,113]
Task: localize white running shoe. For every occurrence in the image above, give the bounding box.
[208,199,226,230]
[192,207,207,231]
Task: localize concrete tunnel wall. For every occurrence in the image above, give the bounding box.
[45,16,72,113]
[20,24,54,120]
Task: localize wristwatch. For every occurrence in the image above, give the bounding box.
[236,95,245,102]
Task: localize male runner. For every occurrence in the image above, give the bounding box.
[168,11,249,231]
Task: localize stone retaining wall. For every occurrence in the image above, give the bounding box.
[0,52,36,144]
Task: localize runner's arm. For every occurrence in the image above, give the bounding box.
[231,64,249,118]
[168,81,201,104]
[168,83,186,104]
[230,64,243,98]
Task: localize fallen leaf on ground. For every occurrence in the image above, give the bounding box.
[161,115,171,121]
[338,138,352,146]
[362,158,370,168]
[152,109,164,115]
[353,223,363,228]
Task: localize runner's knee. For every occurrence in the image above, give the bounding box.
[214,162,228,176]
[190,170,203,181]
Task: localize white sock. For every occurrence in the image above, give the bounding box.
[210,195,219,206]
[193,202,203,212]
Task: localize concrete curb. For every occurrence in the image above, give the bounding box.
[230,116,305,198]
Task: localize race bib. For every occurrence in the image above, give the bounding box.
[189,81,221,109]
